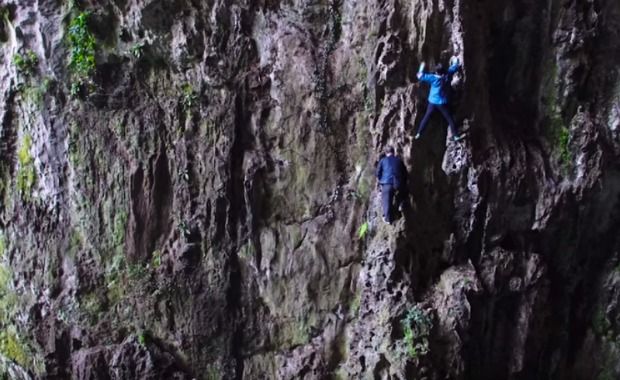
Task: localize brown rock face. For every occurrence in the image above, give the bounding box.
[0,0,619,379]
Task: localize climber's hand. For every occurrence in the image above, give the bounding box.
[450,56,459,66]
[418,62,426,73]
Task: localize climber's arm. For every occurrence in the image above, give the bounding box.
[416,62,431,82]
[448,56,460,75]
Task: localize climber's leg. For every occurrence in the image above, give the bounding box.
[415,103,436,138]
[381,184,394,223]
[436,104,459,137]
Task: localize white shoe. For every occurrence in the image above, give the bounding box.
[414,133,421,140]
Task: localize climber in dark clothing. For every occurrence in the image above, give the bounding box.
[376,146,408,224]
[415,56,463,142]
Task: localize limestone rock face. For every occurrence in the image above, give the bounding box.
[0,0,619,379]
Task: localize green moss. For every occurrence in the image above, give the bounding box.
[0,266,18,328]
[0,234,6,259]
[0,329,28,368]
[79,292,103,324]
[23,76,53,107]
[105,253,126,305]
[16,134,36,201]
[127,263,147,281]
[0,265,38,371]
[278,316,313,348]
[555,124,571,165]
[349,292,361,316]
[112,211,127,252]
[68,228,83,258]
[401,305,433,359]
[12,50,38,75]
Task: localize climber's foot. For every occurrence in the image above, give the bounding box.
[414,133,421,140]
[452,134,463,142]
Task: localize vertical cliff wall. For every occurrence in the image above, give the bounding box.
[0,0,619,379]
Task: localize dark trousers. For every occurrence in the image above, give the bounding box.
[417,103,458,136]
[381,184,405,222]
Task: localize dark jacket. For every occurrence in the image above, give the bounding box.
[376,155,407,189]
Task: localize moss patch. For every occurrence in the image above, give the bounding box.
[0,329,28,368]
[542,61,572,168]
[112,211,128,253]
[12,50,38,75]
[16,134,36,201]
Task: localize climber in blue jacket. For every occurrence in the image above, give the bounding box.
[415,56,463,142]
[376,146,408,224]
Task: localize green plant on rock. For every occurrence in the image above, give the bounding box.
[68,11,96,94]
[130,42,145,59]
[178,221,191,238]
[150,250,162,269]
[357,221,369,239]
[12,50,38,75]
[401,305,432,359]
[16,134,36,201]
[127,263,147,281]
[542,62,572,168]
[181,83,198,111]
[137,330,148,347]
[238,242,254,260]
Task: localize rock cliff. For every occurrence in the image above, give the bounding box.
[0,0,619,379]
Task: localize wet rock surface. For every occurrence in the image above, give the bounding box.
[0,0,619,379]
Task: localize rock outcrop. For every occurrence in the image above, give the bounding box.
[0,0,619,379]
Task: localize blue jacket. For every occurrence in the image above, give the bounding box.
[417,63,460,105]
[376,155,407,188]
